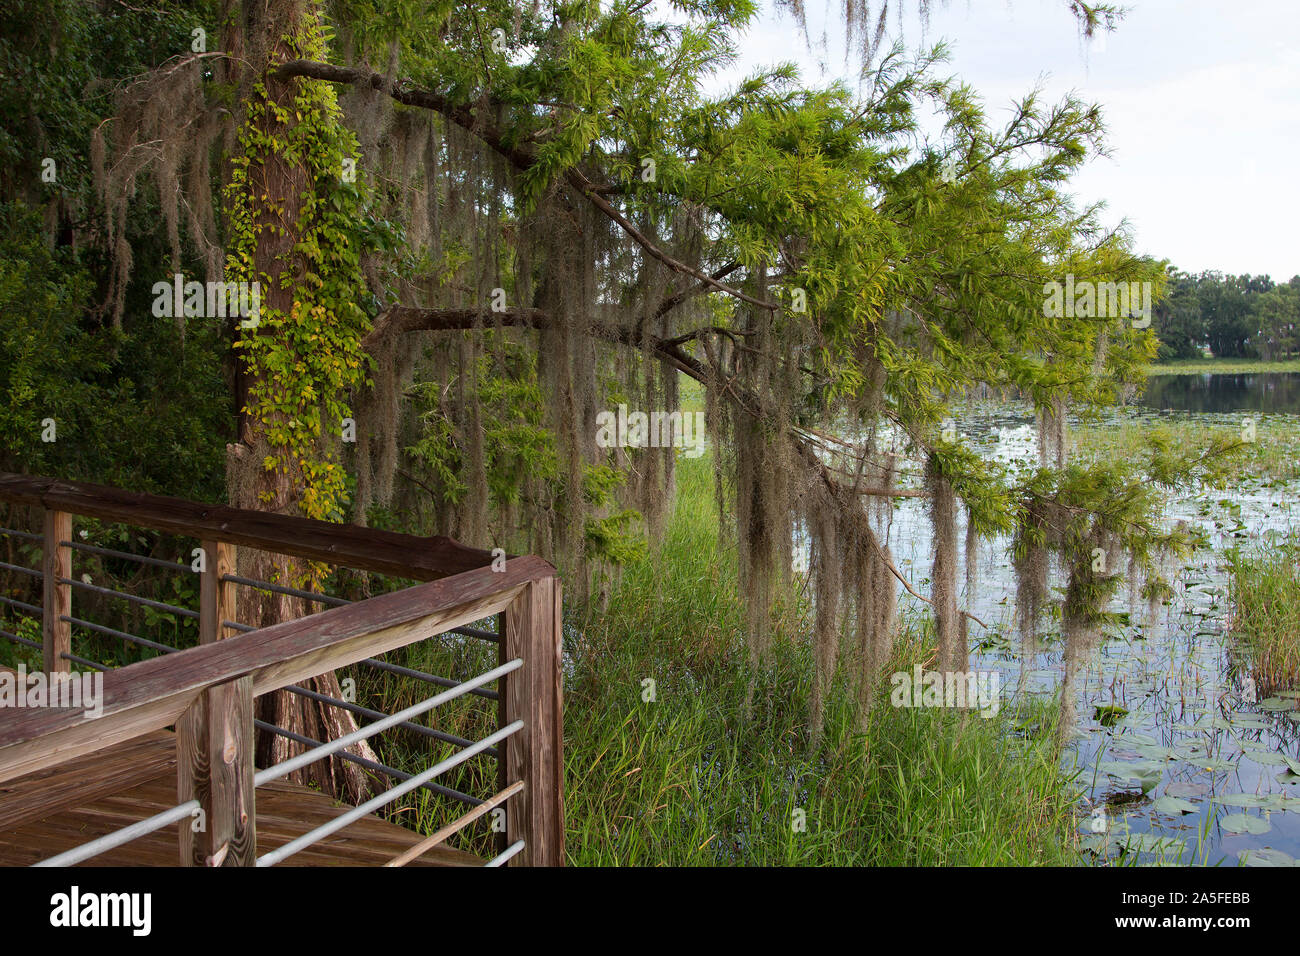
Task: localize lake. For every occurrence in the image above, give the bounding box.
[1142,372,1300,414]
[845,397,1300,866]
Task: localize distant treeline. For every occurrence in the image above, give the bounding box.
[1153,270,1300,361]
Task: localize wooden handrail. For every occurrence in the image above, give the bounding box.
[0,471,494,580]
[0,554,555,785]
[0,471,566,866]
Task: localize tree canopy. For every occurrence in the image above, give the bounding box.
[2,0,1226,741]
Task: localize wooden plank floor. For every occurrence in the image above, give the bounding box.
[0,730,482,867]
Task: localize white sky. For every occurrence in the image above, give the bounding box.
[698,0,1300,280]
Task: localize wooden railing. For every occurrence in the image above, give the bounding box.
[0,472,564,866]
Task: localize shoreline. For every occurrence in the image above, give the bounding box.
[1146,358,1300,375]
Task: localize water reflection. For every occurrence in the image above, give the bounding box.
[1141,373,1300,414]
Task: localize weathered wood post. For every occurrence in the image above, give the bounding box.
[502,574,565,866]
[41,510,71,674]
[177,540,256,865]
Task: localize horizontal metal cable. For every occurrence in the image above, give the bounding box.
[451,625,499,643]
[61,576,199,619]
[257,719,523,867]
[219,623,500,699]
[0,628,40,649]
[61,615,177,655]
[254,719,482,808]
[0,527,41,542]
[386,781,524,867]
[0,595,41,615]
[485,840,525,867]
[221,576,499,643]
[61,652,109,671]
[281,682,492,755]
[34,798,201,867]
[256,658,521,787]
[0,560,41,578]
[62,539,190,572]
[360,657,498,701]
[223,573,352,607]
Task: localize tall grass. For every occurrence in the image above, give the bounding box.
[1228,537,1300,697]
[1071,413,1300,481]
[559,456,1078,865]
[368,453,1081,864]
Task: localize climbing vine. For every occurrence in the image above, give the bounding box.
[224,15,371,525]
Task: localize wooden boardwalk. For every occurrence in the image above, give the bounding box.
[0,471,566,867]
[0,722,481,867]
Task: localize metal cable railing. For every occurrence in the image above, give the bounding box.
[255,659,520,787]
[385,781,524,867]
[223,572,502,642]
[0,595,41,616]
[62,576,198,619]
[257,719,524,866]
[0,475,563,868]
[254,719,484,807]
[486,840,526,867]
[0,629,39,649]
[60,538,191,572]
[30,659,524,867]
[34,798,202,868]
[0,560,41,578]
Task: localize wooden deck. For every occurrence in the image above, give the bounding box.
[0,724,482,867]
[0,471,566,866]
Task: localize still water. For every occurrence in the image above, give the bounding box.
[870,392,1300,867]
[1141,373,1300,414]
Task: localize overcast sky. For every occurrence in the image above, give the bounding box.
[700,0,1299,280]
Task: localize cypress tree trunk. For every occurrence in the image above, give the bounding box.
[223,0,377,805]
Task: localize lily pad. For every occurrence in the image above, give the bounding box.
[1220,813,1270,835]
[1211,793,1274,808]
[1225,713,1270,730]
[1078,834,1121,855]
[1191,758,1237,773]
[1151,796,1198,815]
[1259,697,1297,712]
[1163,781,1209,798]
[1135,743,1177,762]
[1247,751,1292,767]
[1120,833,1187,857]
[1238,848,1296,867]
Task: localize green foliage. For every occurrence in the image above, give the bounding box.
[407,338,647,567]
[225,15,371,521]
[1153,269,1296,361]
[0,202,228,496]
[559,455,1075,864]
[1228,535,1300,697]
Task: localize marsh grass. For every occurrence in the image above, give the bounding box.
[1147,358,1300,375]
[366,452,1080,864]
[1071,412,1300,481]
[1228,536,1300,697]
